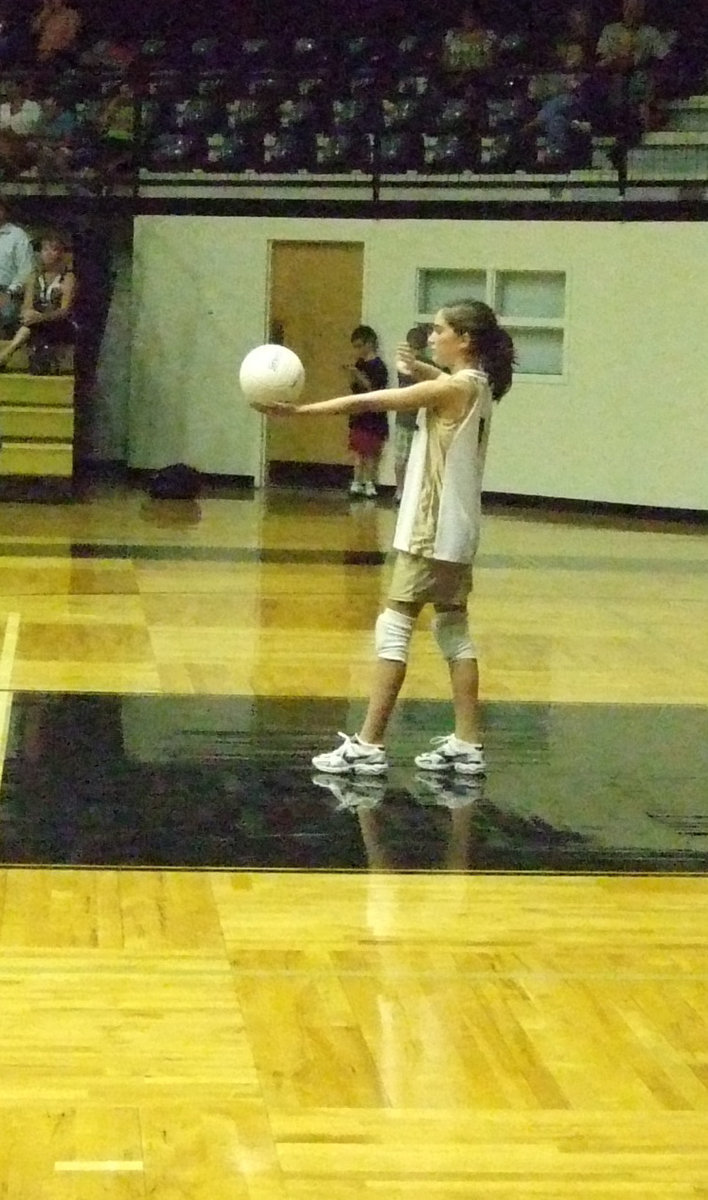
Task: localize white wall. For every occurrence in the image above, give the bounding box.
[130,216,708,509]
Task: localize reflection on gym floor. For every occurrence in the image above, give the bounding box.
[1,693,705,872]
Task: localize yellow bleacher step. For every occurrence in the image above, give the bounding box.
[0,373,75,407]
[1,406,74,440]
[0,440,73,477]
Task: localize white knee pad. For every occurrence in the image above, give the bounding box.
[432,610,477,661]
[375,608,415,662]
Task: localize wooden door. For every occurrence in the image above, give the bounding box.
[266,241,364,467]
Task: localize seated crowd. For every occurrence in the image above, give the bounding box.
[0,0,702,181]
[440,0,698,170]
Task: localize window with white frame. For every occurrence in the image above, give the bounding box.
[417,268,567,377]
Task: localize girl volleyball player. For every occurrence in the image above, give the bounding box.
[251,300,514,775]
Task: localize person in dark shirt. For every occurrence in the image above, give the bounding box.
[345,324,389,499]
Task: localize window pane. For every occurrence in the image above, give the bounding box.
[507,326,564,375]
[418,270,486,313]
[496,271,565,319]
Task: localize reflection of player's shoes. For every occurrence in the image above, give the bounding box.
[414,772,485,809]
[312,773,385,811]
[415,734,486,775]
[312,732,388,775]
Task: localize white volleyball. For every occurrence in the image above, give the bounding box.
[239,344,305,406]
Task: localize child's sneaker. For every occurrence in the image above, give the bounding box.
[349,480,364,496]
[312,772,385,810]
[363,480,377,497]
[312,732,388,775]
[414,734,486,775]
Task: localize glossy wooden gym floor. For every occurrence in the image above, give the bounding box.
[0,480,706,1197]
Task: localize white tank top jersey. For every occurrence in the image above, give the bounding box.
[393,367,493,564]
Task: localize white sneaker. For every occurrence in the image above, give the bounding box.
[312,773,385,810]
[414,734,486,775]
[363,481,377,497]
[349,481,364,496]
[312,732,388,775]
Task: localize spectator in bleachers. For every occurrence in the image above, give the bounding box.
[32,0,81,65]
[0,77,43,175]
[556,4,596,74]
[0,231,75,372]
[439,4,500,135]
[441,5,498,79]
[0,78,42,135]
[0,198,34,344]
[596,0,676,139]
[31,92,78,179]
[524,5,598,169]
[96,82,135,176]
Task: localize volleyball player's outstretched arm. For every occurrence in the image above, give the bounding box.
[252,374,475,420]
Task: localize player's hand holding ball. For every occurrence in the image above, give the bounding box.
[250,398,298,416]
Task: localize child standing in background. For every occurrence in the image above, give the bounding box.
[345,324,389,498]
[394,323,433,503]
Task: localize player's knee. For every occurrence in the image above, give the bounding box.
[375,607,415,662]
[432,609,477,661]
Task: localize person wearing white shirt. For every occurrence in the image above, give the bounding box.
[0,79,42,136]
[597,0,675,126]
[597,0,671,70]
[0,198,34,334]
[0,78,42,177]
[0,96,42,136]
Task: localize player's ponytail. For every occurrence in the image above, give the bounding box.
[441,300,515,401]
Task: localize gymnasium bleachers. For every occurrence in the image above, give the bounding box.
[0,370,74,480]
[0,313,74,486]
[137,32,708,186]
[0,22,705,195]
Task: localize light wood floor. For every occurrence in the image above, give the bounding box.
[0,487,704,702]
[0,484,706,1197]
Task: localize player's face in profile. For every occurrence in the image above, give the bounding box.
[429,311,470,369]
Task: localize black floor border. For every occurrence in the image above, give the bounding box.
[0,863,705,877]
[1,693,705,874]
[0,541,706,572]
[483,491,707,528]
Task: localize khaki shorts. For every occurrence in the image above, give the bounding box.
[388,550,473,609]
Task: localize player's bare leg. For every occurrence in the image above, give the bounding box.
[449,656,481,743]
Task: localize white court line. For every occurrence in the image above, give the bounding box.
[54,1161,145,1173]
[0,613,19,790]
[0,612,19,689]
